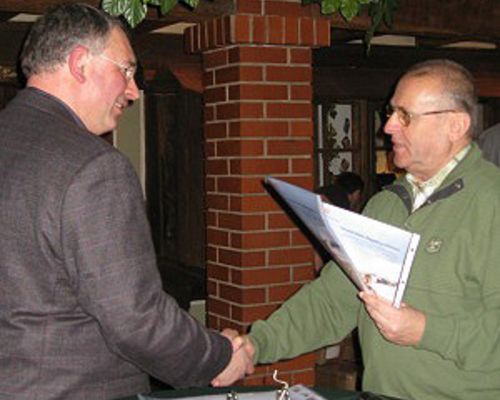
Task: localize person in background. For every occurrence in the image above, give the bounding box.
[316,172,365,212]
[224,59,500,400]
[0,4,251,399]
[477,122,500,166]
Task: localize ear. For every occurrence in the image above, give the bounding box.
[68,45,90,84]
[449,112,471,142]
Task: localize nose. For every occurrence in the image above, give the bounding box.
[384,113,400,136]
[126,77,140,101]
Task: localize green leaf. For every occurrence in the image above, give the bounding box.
[160,0,178,14]
[147,0,162,6]
[182,0,200,9]
[340,0,361,21]
[384,0,399,26]
[102,0,128,16]
[321,0,341,15]
[123,0,148,28]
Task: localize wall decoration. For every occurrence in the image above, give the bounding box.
[321,103,353,176]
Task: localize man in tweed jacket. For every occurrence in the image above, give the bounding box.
[0,4,251,399]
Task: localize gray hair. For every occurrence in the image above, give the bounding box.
[402,59,478,138]
[20,3,124,78]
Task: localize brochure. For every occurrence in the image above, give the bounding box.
[265,176,420,308]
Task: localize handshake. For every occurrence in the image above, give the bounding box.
[211,329,256,387]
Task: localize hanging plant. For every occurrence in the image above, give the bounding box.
[303,0,399,48]
[102,0,398,47]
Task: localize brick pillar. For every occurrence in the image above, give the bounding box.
[185,1,330,386]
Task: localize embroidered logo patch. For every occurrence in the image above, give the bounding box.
[426,238,443,253]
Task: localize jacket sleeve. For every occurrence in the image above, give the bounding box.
[61,149,231,388]
[249,261,360,364]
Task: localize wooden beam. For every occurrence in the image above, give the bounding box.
[314,44,500,99]
[0,0,234,25]
[327,0,500,42]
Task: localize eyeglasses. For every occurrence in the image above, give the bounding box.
[385,104,461,127]
[98,53,137,82]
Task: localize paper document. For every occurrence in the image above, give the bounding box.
[265,176,420,308]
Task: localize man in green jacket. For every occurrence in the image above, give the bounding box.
[225,59,500,399]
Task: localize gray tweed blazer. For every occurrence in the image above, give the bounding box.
[0,88,231,399]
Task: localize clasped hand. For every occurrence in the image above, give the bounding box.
[211,329,256,387]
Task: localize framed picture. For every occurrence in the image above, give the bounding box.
[316,102,354,185]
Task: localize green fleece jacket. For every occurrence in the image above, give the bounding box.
[249,144,500,400]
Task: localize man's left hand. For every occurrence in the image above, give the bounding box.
[359,291,426,346]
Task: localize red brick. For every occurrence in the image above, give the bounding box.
[231,304,278,322]
[204,122,228,139]
[200,22,208,51]
[207,297,230,317]
[207,19,216,49]
[229,84,288,100]
[204,105,215,122]
[292,229,310,246]
[265,1,313,16]
[291,369,315,386]
[291,85,312,100]
[215,65,263,85]
[217,176,265,194]
[300,18,314,46]
[292,158,314,173]
[268,15,284,44]
[218,318,250,333]
[268,212,294,229]
[316,18,331,47]
[232,15,251,43]
[205,176,216,192]
[219,249,266,267]
[207,280,217,297]
[269,283,302,301]
[204,86,226,103]
[219,284,267,303]
[290,120,314,136]
[205,159,228,175]
[267,139,312,155]
[228,46,287,64]
[207,242,218,262]
[217,102,264,119]
[266,65,312,82]
[266,103,312,119]
[218,212,265,230]
[269,247,313,265]
[231,195,281,213]
[252,15,267,43]
[292,265,315,281]
[205,142,215,158]
[236,0,262,14]
[206,193,229,210]
[230,158,288,174]
[206,210,217,227]
[206,314,220,330]
[242,375,266,386]
[232,230,291,249]
[285,17,299,44]
[216,139,263,157]
[207,227,230,246]
[229,121,289,137]
[274,352,317,369]
[290,47,312,64]
[232,267,290,285]
[215,17,224,46]
[207,263,230,281]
